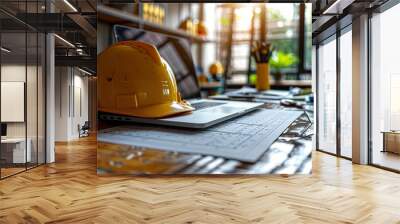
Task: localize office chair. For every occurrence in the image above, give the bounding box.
[78,121,90,138]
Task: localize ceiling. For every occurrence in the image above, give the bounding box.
[311,0,390,41]
[0,0,96,73]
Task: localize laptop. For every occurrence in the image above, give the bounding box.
[99,25,263,129]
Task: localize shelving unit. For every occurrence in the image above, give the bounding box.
[227,80,312,89]
[98,3,311,92]
[97,4,215,44]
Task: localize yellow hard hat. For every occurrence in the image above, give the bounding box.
[98,41,194,118]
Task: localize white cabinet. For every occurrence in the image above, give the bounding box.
[1,138,32,163]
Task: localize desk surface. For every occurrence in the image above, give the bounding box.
[97,100,313,175]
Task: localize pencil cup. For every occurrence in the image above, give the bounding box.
[256,63,270,91]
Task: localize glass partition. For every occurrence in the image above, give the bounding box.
[317,36,337,154]
[27,31,38,169]
[26,1,46,169]
[0,1,46,179]
[305,4,312,70]
[339,28,352,158]
[370,3,400,171]
[1,30,28,177]
[38,32,45,165]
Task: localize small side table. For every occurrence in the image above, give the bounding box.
[381,131,400,154]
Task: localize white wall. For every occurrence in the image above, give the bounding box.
[1,63,46,164]
[1,65,26,140]
[54,67,89,141]
[1,65,36,138]
[1,66,26,136]
[72,73,89,138]
[55,67,69,141]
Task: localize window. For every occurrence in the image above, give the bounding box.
[216,3,307,84]
[339,28,352,158]
[370,3,400,171]
[317,36,337,154]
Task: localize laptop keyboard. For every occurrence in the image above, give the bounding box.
[98,109,303,162]
[190,101,226,110]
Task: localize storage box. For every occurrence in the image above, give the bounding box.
[383,131,400,154]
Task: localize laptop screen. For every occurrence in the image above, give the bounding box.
[1,123,7,137]
[112,25,201,99]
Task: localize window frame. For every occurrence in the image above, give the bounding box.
[0,0,47,180]
[367,0,400,173]
[314,18,353,160]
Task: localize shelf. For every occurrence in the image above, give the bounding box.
[199,82,223,89]
[271,80,312,87]
[98,4,216,44]
[227,80,312,88]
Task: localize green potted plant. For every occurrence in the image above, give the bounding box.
[269,51,298,82]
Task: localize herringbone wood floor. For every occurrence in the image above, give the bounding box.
[1,135,400,224]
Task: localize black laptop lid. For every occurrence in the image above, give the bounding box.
[112,25,201,99]
[1,123,7,137]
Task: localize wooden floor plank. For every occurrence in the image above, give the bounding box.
[0,135,400,223]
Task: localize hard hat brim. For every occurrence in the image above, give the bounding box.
[100,101,194,119]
